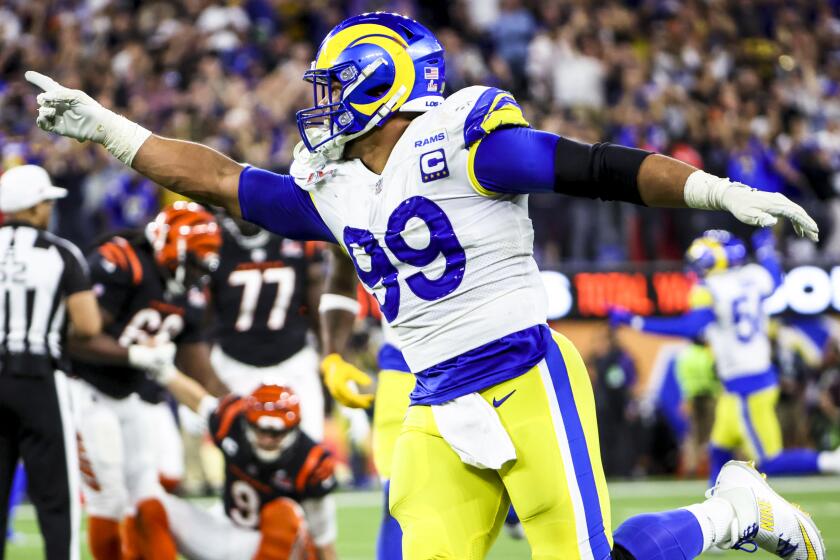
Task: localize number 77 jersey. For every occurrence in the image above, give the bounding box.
[209,220,324,368]
[293,86,548,383]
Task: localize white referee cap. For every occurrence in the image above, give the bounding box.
[0,165,67,213]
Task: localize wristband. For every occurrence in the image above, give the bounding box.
[319,293,360,315]
[101,112,152,167]
[684,170,740,210]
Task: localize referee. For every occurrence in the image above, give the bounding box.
[0,165,101,560]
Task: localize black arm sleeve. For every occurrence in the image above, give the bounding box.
[553,136,653,205]
[470,127,653,205]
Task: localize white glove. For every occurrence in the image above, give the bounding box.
[25,71,151,166]
[128,342,177,384]
[684,170,819,242]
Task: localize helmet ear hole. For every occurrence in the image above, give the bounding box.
[365,84,389,97]
[396,23,416,40]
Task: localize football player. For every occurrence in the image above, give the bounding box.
[612,229,840,486]
[28,11,825,559]
[208,213,327,442]
[69,201,227,559]
[146,365,337,560]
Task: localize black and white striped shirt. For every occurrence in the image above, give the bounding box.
[0,222,90,374]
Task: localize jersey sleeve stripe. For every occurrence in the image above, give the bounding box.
[99,243,126,269]
[214,394,241,418]
[214,399,246,442]
[465,139,503,198]
[464,88,530,147]
[113,238,143,285]
[295,445,325,494]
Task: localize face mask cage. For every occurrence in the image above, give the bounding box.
[297,61,362,152]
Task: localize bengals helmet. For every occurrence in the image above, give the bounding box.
[243,384,302,462]
[145,201,221,287]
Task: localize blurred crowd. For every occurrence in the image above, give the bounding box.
[1,0,840,264]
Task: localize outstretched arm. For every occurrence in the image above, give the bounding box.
[611,307,716,339]
[26,72,336,241]
[468,127,818,240]
[132,136,244,214]
[26,71,244,215]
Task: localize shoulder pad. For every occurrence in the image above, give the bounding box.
[96,236,144,286]
[295,445,335,494]
[688,285,714,309]
[442,86,529,147]
[212,395,245,443]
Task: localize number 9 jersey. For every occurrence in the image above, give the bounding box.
[240,86,548,404]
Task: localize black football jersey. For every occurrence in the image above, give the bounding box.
[208,395,336,529]
[73,234,207,400]
[209,222,323,367]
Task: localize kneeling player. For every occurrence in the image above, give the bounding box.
[152,370,337,560]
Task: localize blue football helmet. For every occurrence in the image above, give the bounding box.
[685,230,747,276]
[295,12,446,152]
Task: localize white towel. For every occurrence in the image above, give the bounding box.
[431,393,517,470]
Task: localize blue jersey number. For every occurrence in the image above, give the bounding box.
[343,196,466,322]
[731,293,761,343]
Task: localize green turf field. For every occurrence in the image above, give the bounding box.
[7,477,840,559]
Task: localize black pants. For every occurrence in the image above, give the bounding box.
[0,371,78,560]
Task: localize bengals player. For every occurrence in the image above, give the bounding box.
[208,214,327,442]
[69,201,227,560]
[150,365,337,560]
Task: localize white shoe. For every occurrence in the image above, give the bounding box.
[816,446,840,474]
[709,460,825,559]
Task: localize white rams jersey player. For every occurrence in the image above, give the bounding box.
[292,86,546,375]
[698,263,775,382]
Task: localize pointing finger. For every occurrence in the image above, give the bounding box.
[25,71,63,93]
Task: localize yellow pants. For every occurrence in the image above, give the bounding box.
[372,369,416,479]
[710,385,783,460]
[389,331,612,560]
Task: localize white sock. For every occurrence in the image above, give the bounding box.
[817,449,840,474]
[682,497,736,552]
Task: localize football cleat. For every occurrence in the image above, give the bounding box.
[709,461,825,559]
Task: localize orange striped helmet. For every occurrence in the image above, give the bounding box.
[145,201,221,274]
[244,384,302,431]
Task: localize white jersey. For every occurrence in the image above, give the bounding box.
[293,86,547,374]
[702,263,776,382]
